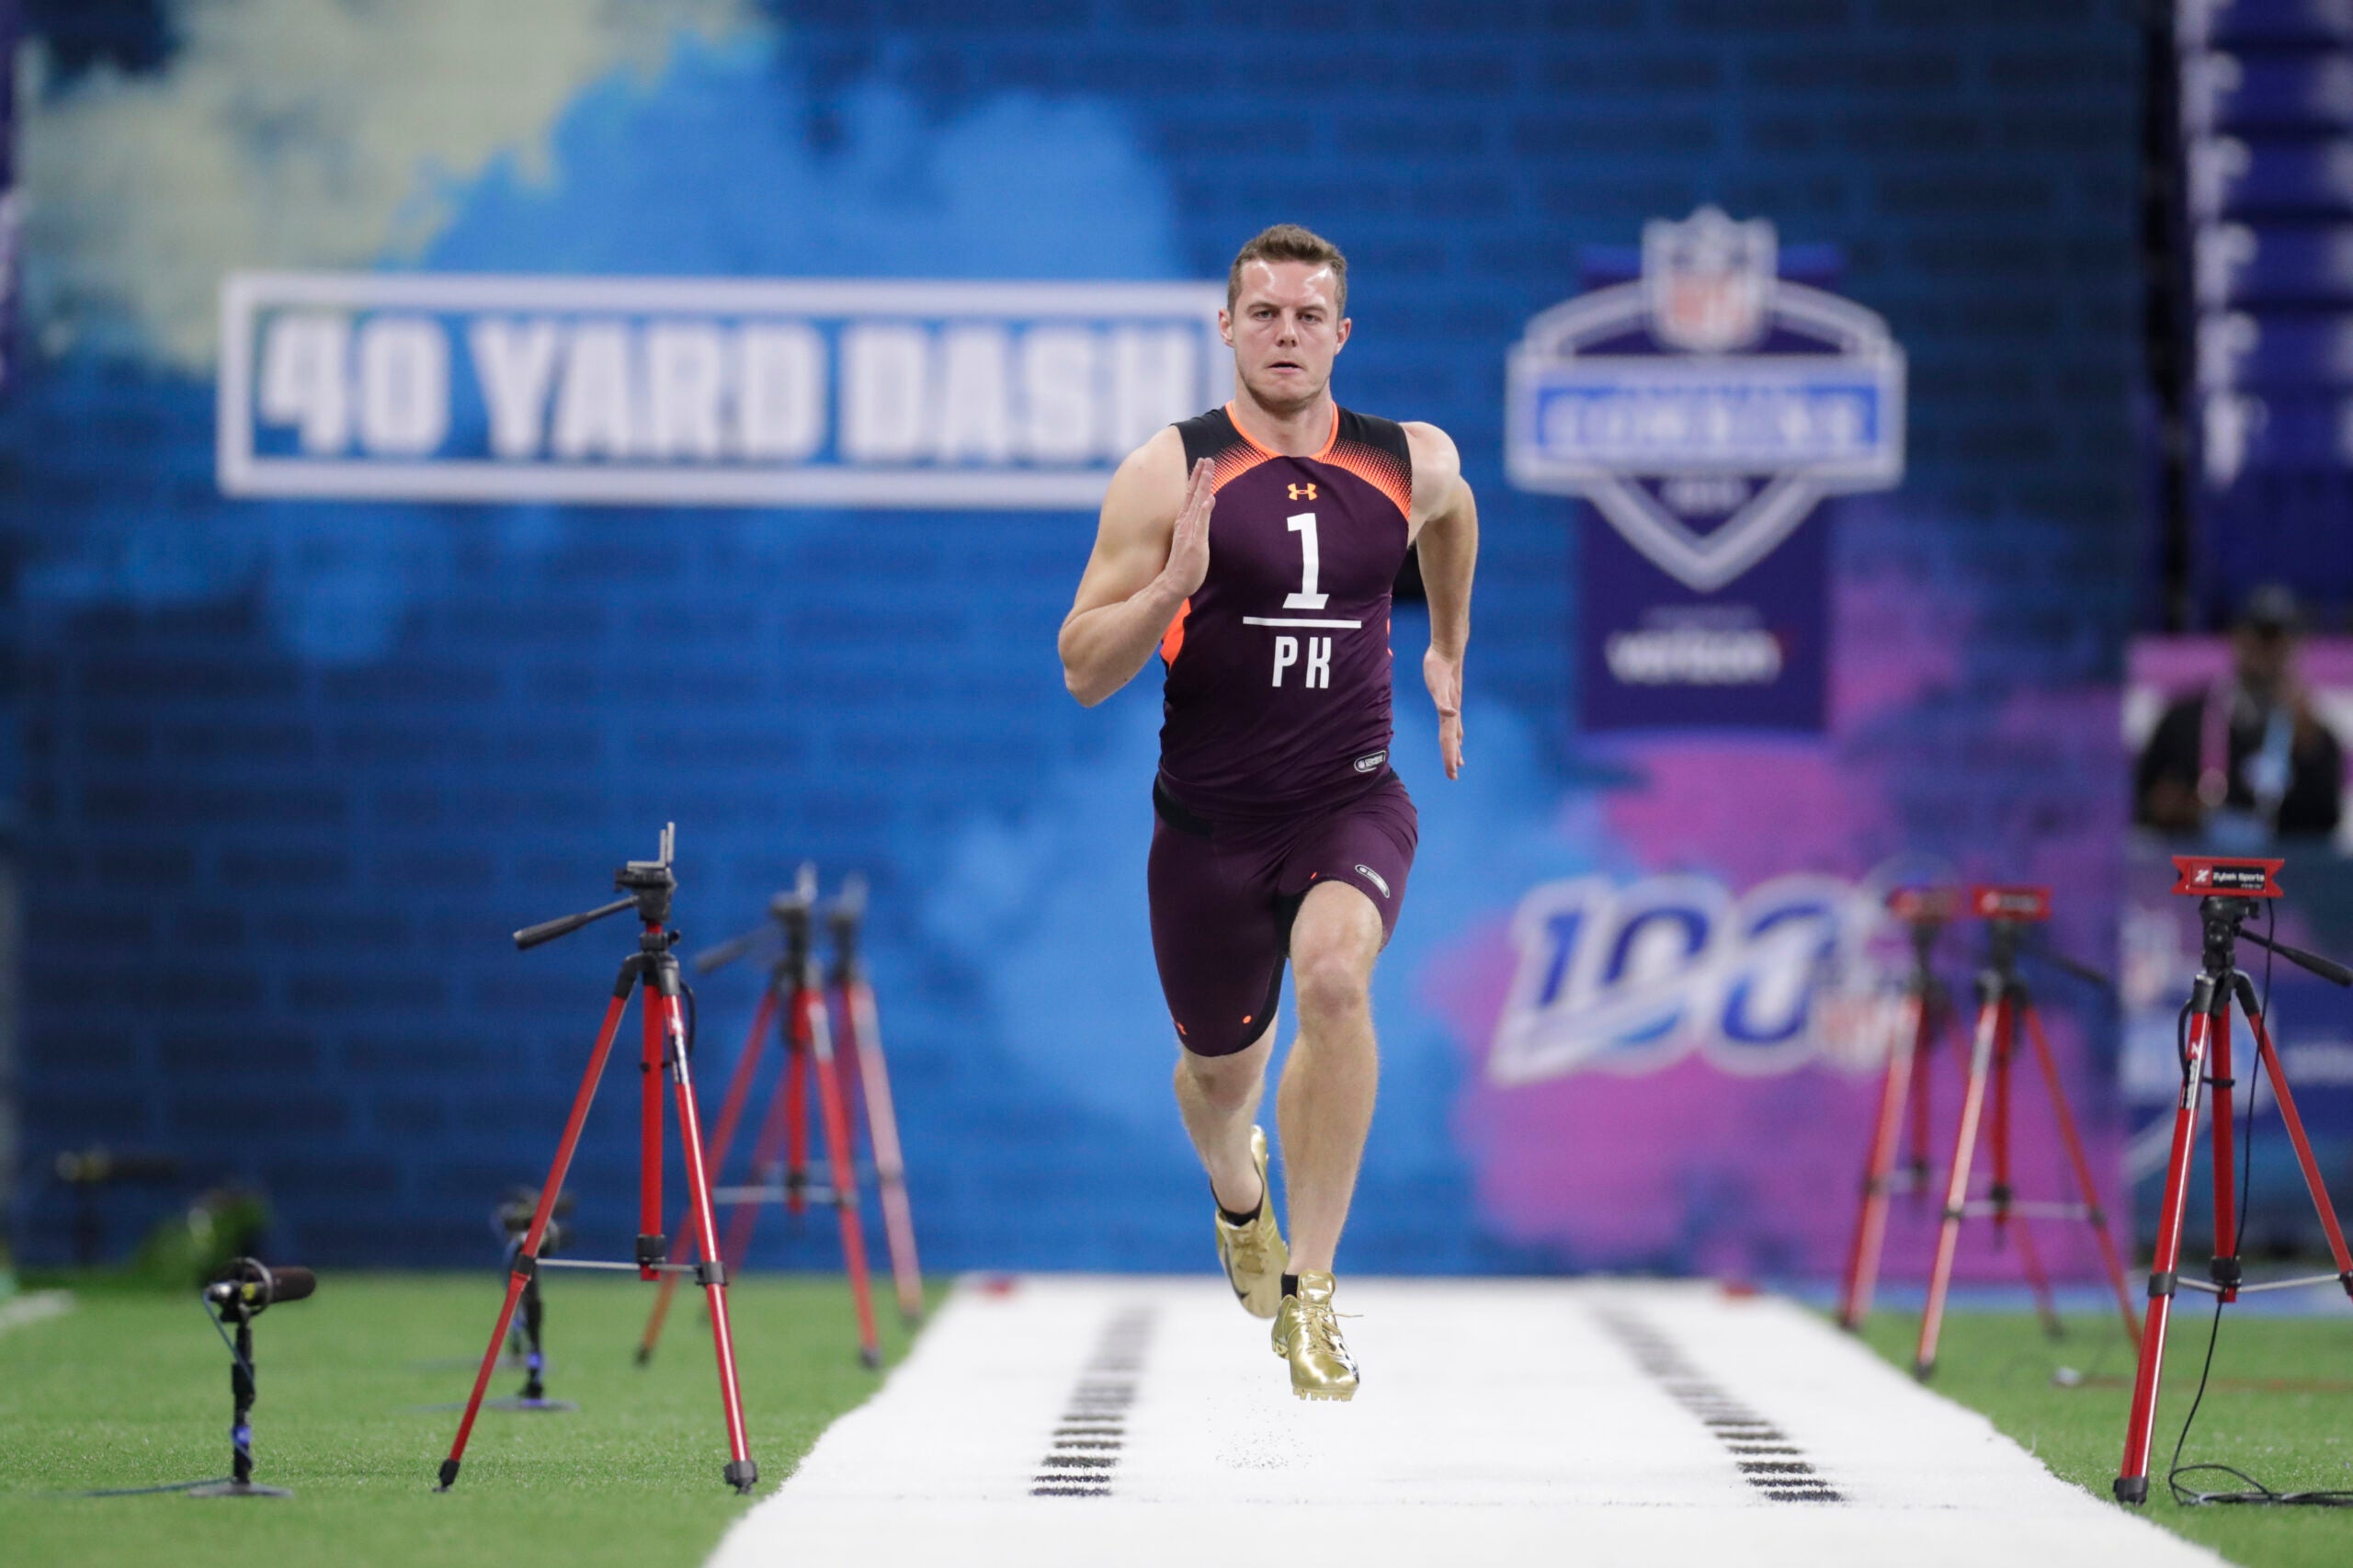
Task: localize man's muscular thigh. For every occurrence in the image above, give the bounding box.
[1287,880,1383,1028]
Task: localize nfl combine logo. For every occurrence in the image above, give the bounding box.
[1504,207,1906,595]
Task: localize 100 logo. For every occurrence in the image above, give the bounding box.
[1488,873,1871,1085]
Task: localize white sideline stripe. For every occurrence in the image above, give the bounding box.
[709,1278,2222,1568]
[0,1290,74,1335]
[1240,617,1362,629]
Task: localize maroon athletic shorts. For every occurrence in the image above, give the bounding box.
[1146,770,1418,1058]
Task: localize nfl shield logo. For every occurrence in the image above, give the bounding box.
[1643,207,1774,354]
[1504,207,1906,594]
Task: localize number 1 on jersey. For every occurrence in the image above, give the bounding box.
[1283,512,1328,610]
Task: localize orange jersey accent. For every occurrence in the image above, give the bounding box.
[1221,401,1408,517]
[1161,597,1191,665]
[1322,437,1413,521]
[1210,444,1273,494]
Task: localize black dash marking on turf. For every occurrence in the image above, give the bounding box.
[1596,1309,1846,1506]
[1030,1304,1154,1497]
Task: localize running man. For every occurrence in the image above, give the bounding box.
[1057,224,1478,1399]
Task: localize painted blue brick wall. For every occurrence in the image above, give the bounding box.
[7,2,2142,1269]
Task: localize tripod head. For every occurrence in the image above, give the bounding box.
[515,824,677,950]
[1956,883,2120,996]
[2173,856,2353,988]
[826,872,868,983]
[1968,884,2049,983]
[1886,885,1956,974]
[769,862,820,967]
[694,863,822,979]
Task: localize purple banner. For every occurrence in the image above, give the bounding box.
[1509,208,1904,736]
[1580,502,1828,731]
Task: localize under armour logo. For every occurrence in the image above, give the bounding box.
[1288,483,1317,501]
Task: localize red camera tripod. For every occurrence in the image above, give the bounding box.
[438,826,756,1494]
[1837,886,1959,1330]
[2115,857,2353,1505]
[827,873,926,1325]
[637,868,920,1367]
[1914,885,2138,1380]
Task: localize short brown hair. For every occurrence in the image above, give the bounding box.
[1227,223,1347,316]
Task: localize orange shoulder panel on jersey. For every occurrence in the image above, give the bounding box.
[1322,437,1413,520]
[1210,445,1272,494]
[1160,597,1190,665]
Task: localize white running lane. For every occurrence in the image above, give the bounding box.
[709,1277,2221,1568]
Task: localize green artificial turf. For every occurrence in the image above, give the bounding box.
[0,1272,931,1568]
[11,1271,2347,1568]
[1852,1303,2353,1567]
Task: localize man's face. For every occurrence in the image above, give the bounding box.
[1221,259,1350,415]
[2234,623,2294,696]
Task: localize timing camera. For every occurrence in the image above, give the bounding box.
[2169,855,2285,898]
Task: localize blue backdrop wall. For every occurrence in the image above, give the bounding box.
[6,1,2143,1274]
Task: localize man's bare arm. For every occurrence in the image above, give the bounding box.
[1057,428,1208,707]
[1406,423,1477,778]
[1419,477,1476,657]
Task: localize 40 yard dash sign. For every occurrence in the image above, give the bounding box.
[217,273,1225,509]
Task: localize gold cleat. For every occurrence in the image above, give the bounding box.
[1213,1126,1288,1318]
[1271,1271,1358,1401]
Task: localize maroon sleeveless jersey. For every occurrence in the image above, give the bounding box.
[1157,403,1414,817]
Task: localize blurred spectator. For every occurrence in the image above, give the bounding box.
[2137,585,2345,844]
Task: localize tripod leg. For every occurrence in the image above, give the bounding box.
[838,1006,868,1147]
[846,977,925,1325]
[705,989,779,1184]
[1992,1000,2015,1248]
[2021,1005,2140,1345]
[1840,990,1923,1330]
[721,992,798,1273]
[442,985,635,1490]
[1993,999,2061,1336]
[1917,994,2000,1379]
[654,971,758,1493]
[1906,1006,1936,1206]
[784,1006,812,1216]
[807,986,882,1367]
[2209,1004,2241,1301]
[2118,1000,2218,1504]
[642,989,778,1366]
[640,983,665,1279]
[2245,998,2353,1287]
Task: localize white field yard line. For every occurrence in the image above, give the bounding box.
[710,1277,2222,1568]
[0,1290,73,1336]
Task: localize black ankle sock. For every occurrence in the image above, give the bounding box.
[1216,1192,1263,1228]
[1281,1273,1300,1300]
